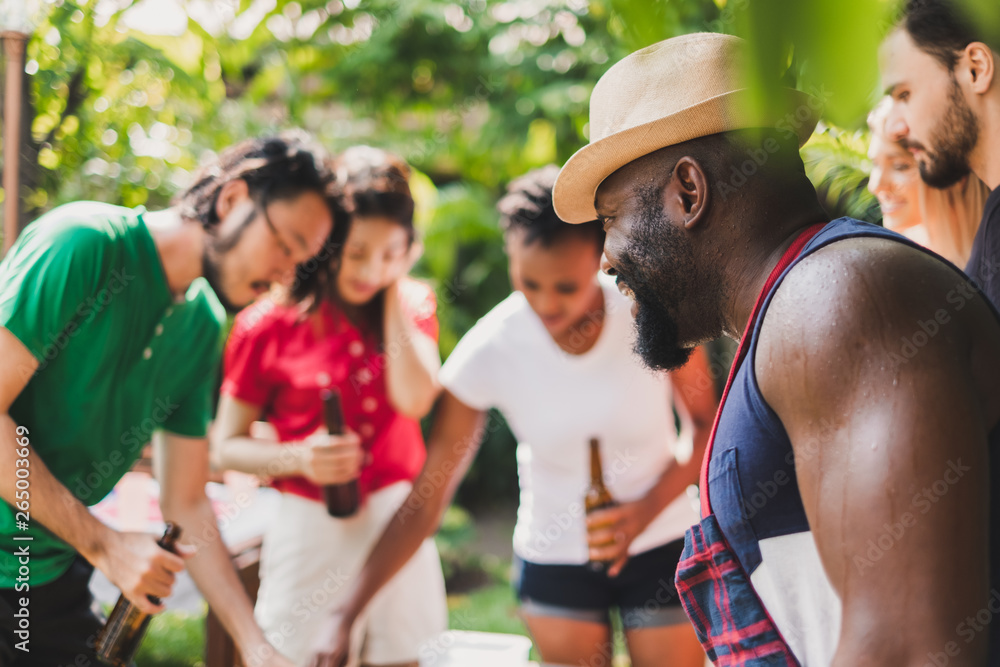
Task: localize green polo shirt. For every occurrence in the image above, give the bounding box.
[0,202,224,587]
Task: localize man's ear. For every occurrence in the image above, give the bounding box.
[663,156,710,231]
[965,42,995,95]
[215,179,251,222]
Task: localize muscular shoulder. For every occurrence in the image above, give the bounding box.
[756,237,989,414]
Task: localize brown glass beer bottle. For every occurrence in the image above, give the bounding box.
[321,388,360,517]
[584,438,618,572]
[95,523,181,666]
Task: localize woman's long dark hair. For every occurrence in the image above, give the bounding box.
[287,146,416,341]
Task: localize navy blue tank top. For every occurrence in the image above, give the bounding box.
[706,217,1000,661]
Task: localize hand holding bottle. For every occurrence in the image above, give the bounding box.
[297,429,363,486]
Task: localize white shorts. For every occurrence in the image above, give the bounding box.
[254,481,448,666]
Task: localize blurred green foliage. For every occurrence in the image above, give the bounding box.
[3,0,904,506]
[136,607,207,667]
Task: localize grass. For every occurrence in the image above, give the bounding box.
[133,571,638,667]
[448,579,528,637]
[134,576,529,666]
[132,506,632,665]
[135,607,206,667]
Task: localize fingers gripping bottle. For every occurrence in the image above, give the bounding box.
[95,523,181,666]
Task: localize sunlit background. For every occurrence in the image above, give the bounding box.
[8,0,996,662]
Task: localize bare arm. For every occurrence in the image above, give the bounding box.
[642,344,717,514]
[307,390,486,666]
[0,326,185,614]
[155,431,293,667]
[587,344,717,575]
[211,393,361,486]
[758,240,1000,666]
[382,279,442,419]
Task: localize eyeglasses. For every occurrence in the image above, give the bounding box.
[257,200,294,259]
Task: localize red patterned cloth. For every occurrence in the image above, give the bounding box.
[221,279,437,505]
[676,515,798,666]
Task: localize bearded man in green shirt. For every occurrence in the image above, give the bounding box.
[0,131,335,666]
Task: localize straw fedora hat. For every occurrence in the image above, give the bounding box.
[553,32,820,224]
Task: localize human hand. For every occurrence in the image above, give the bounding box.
[297,429,363,486]
[384,241,425,293]
[240,641,296,667]
[94,529,196,614]
[306,606,357,667]
[585,501,652,577]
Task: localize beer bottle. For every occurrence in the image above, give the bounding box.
[321,388,360,518]
[584,438,617,572]
[95,523,181,667]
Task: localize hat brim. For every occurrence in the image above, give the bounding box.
[553,88,820,224]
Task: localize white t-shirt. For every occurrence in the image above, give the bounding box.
[439,273,699,564]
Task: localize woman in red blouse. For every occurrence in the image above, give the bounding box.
[212,147,446,666]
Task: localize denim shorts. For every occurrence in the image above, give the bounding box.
[512,539,689,629]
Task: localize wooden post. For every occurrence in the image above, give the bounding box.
[2,31,28,256]
[206,535,264,667]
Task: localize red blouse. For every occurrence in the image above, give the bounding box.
[221,279,437,504]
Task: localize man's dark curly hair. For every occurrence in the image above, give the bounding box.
[899,0,1000,70]
[498,164,604,251]
[173,130,336,230]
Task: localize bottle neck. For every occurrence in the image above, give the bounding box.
[158,523,180,552]
[589,440,604,486]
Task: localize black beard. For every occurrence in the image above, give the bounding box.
[631,279,691,371]
[201,209,256,314]
[616,188,694,372]
[202,247,242,314]
[917,77,979,189]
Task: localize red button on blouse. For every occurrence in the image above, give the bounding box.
[221,279,438,505]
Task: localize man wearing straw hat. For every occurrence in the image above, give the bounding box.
[554,32,1000,666]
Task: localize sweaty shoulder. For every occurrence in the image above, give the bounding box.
[757,236,1000,420]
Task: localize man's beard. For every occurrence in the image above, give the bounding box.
[616,191,696,372]
[910,77,979,189]
[202,248,242,314]
[201,209,255,314]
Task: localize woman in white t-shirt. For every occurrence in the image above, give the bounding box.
[306,165,717,667]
